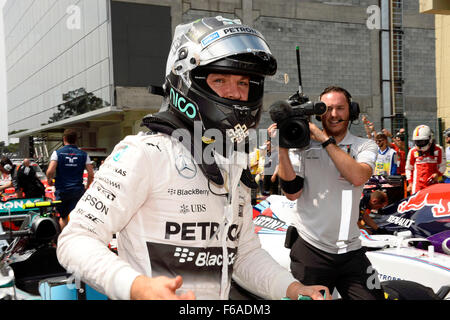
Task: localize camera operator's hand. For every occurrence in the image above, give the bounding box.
[267,123,278,139]
[308,122,329,144]
[308,122,374,187]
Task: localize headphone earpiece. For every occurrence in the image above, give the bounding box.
[345,89,360,122]
[349,101,360,122]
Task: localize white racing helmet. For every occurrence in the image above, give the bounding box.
[0,157,13,173]
[444,128,450,138]
[162,16,277,142]
[412,124,433,151]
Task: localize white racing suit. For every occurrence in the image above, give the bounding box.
[57,132,296,300]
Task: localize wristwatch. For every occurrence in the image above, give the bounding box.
[321,136,336,148]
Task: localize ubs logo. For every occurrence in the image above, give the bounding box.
[175,155,197,179]
[180,203,207,214]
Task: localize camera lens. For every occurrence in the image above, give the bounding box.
[280,119,309,148]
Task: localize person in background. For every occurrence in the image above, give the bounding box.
[391,132,406,175]
[358,190,388,234]
[262,123,280,195]
[362,115,376,140]
[374,132,398,176]
[46,129,94,230]
[405,125,446,194]
[276,85,384,300]
[16,158,46,198]
[0,156,20,198]
[443,128,450,183]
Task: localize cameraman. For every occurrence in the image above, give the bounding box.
[276,86,384,300]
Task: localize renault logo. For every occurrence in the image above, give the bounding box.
[175,155,197,179]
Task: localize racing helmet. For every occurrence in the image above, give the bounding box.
[0,157,13,173]
[412,125,432,151]
[444,128,450,138]
[163,16,277,143]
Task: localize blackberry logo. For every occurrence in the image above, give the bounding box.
[172,246,237,267]
[174,247,195,263]
[167,188,209,196]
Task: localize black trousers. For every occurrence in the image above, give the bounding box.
[290,235,385,300]
[262,174,279,195]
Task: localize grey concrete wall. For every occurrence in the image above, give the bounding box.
[182,0,380,137]
[402,1,437,136]
[178,0,436,139]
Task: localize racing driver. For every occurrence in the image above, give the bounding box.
[405,124,446,194]
[57,16,330,300]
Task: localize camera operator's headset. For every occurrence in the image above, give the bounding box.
[315,88,360,123]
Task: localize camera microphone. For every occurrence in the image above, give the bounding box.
[269,100,292,123]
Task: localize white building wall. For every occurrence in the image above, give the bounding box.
[4,0,112,133]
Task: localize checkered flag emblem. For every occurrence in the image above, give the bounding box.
[174,247,195,263]
[227,124,249,143]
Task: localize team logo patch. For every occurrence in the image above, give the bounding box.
[398,185,450,218]
[146,242,236,283]
[175,154,197,179]
[113,146,129,162]
[227,124,249,143]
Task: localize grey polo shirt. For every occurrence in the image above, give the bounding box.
[289,131,377,254]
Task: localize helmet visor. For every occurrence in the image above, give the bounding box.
[415,139,429,148]
[200,33,274,72]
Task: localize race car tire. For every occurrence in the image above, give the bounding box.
[381,280,440,300]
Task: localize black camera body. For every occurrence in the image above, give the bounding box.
[270,92,327,149]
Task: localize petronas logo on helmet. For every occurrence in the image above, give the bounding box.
[170,87,197,119]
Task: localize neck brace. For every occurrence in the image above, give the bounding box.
[141,111,257,189]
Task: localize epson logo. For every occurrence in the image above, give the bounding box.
[174,247,236,267]
[81,194,109,215]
